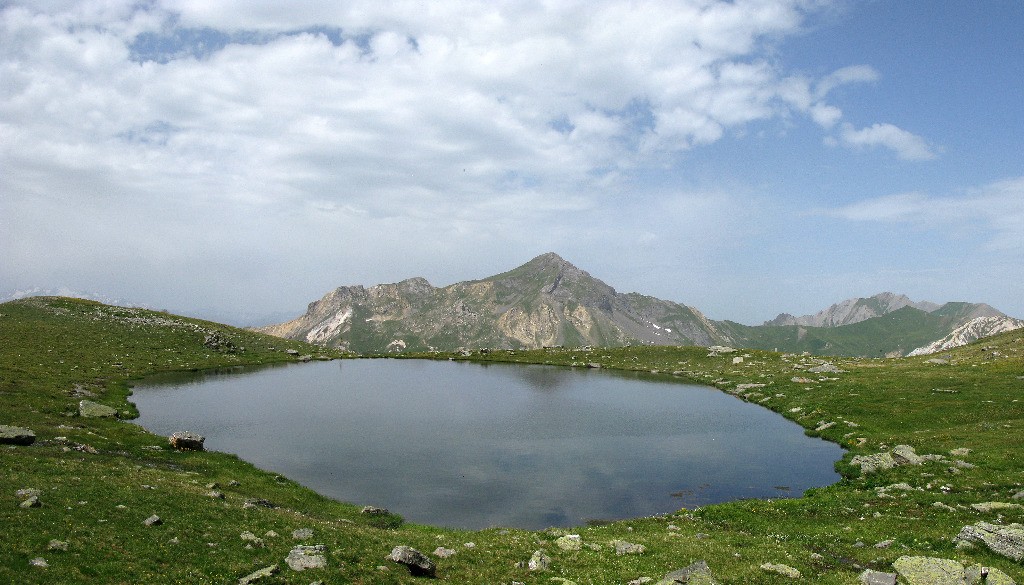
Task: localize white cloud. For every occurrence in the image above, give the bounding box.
[824,177,1024,252]
[837,122,937,160]
[813,64,878,100]
[0,0,942,318]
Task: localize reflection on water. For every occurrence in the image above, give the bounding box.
[132,359,843,530]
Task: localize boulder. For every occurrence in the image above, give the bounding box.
[970,502,1024,513]
[859,569,897,585]
[0,425,36,445]
[891,444,924,466]
[387,545,435,577]
[361,506,390,516]
[965,565,1016,585]
[19,495,41,508]
[555,534,582,551]
[527,550,551,571]
[143,514,162,526]
[237,564,278,585]
[168,431,205,451]
[656,560,718,584]
[760,563,801,579]
[954,522,1024,562]
[286,545,327,571]
[892,556,966,585]
[433,546,456,558]
[611,540,646,555]
[78,400,118,418]
[852,445,924,474]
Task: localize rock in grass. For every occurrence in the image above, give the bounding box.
[29,557,48,568]
[47,540,69,551]
[527,550,551,571]
[19,496,41,508]
[237,564,279,584]
[387,546,435,577]
[760,563,801,579]
[361,505,390,516]
[970,502,1024,513]
[286,544,327,571]
[954,522,1024,562]
[78,400,118,418]
[291,528,313,540]
[656,560,719,584]
[433,546,456,558]
[859,569,897,585]
[143,514,162,526]
[555,534,582,551]
[965,564,1017,585]
[892,556,965,585]
[0,425,36,445]
[852,444,924,475]
[168,431,205,451]
[611,539,645,555]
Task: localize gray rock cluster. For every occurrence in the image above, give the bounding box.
[285,545,327,571]
[851,444,924,474]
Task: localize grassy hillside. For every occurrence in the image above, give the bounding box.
[720,306,977,357]
[2,297,1023,583]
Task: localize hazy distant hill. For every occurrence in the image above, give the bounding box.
[260,253,1015,356]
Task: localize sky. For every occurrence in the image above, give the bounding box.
[1,0,1022,326]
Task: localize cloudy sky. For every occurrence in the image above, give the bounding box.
[2,1,1022,325]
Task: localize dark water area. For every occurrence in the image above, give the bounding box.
[131,359,842,530]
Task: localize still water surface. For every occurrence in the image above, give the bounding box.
[132,359,842,529]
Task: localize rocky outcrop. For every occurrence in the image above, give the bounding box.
[955,522,1024,562]
[908,316,1024,356]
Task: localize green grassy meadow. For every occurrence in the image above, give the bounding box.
[2,297,1022,583]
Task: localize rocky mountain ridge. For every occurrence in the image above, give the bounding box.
[907,315,1024,356]
[765,292,947,327]
[259,253,731,353]
[260,253,1013,356]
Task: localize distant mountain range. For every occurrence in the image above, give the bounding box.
[259,253,1023,357]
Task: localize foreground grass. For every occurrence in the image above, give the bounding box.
[2,297,1022,583]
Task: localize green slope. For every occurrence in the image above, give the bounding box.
[3,296,1023,583]
[720,306,981,357]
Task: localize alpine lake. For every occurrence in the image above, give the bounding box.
[130,359,843,530]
